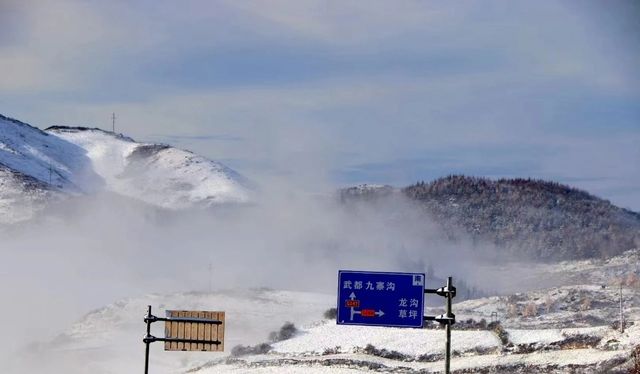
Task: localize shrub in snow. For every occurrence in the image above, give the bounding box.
[544,295,555,314]
[455,318,488,330]
[625,273,640,288]
[362,344,413,361]
[506,302,519,318]
[268,322,298,342]
[323,307,337,320]
[322,346,341,355]
[555,334,601,350]
[230,343,272,357]
[580,297,592,311]
[522,302,537,317]
[488,321,510,346]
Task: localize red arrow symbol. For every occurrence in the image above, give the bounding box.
[361,309,375,317]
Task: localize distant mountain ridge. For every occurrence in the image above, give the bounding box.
[341,176,640,261]
[0,113,250,223]
[405,176,640,261]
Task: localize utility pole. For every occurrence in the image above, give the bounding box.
[208,261,213,293]
[620,283,624,333]
[111,112,116,133]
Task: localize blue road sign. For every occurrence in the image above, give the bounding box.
[337,270,425,328]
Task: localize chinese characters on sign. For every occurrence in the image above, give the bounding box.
[342,280,397,291]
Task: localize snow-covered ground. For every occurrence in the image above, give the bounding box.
[187,251,640,373]
[453,250,640,332]
[190,321,637,374]
[195,348,628,373]
[7,289,334,374]
[12,272,638,374]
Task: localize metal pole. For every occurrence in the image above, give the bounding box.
[620,284,624,333]
[144,305,151,374]
[445,276,452,374]
[424,276,455,374]
[209,261,213,293]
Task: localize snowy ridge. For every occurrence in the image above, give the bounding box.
[0,114,251,223]
[0,115,99,222]
[0,116,98,191]
[47,126,250,209]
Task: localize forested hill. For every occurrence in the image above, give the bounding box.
[339,176,640,262]
[402,176,640,261]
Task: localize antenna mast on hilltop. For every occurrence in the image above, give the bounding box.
[111,112,116,133]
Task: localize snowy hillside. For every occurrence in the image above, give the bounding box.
[192,322,637,373]
[402,176,640,261]
[0,115,98,191]
[189,250,640,373]
[0,114,250,223]
[11,251,640,374]
[0,165,56,223]
[47,126,250,209]
[0,114,99,223]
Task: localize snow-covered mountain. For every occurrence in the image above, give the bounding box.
[0,114,250,223]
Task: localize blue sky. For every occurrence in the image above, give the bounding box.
[1,0,639,209]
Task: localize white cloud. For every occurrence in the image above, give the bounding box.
[0,1,107,91]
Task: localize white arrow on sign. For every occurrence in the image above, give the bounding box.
[349,292,360,321]
[347,291,386,321]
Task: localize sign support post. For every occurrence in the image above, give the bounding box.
[424,276,456,374]
[144,305,152,374]
[445,276,453,374]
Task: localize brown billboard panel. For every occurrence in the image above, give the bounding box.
[164,310,225,351]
